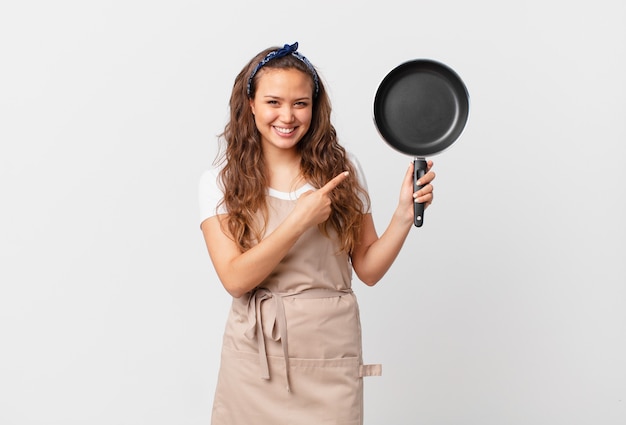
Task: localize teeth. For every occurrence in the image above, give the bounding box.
[275,126,295,134]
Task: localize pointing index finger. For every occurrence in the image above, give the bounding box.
[319,171,349,194]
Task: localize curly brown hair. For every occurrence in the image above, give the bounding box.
[215,45,369,254]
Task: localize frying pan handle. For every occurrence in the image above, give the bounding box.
[413,158,428,227]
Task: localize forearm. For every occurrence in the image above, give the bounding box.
[204,215,307,298]
[353,209,413,285]
[205,172,352,297]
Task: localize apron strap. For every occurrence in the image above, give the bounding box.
[359,364,382,377]
[245,287,354,392]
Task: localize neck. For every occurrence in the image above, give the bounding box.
[263,149,303,191]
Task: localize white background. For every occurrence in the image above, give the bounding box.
[1,1,625,424]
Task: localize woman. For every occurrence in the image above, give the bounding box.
[199,42,435,424]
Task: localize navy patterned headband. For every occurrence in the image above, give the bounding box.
[246,42,320,98]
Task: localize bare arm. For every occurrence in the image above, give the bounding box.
[201,171,350,298]
[351,161,435,286]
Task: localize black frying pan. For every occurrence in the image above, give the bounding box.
[373,59,469,227]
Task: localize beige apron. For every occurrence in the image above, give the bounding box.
[211,194,380,425]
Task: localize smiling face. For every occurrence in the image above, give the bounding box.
[249,68,314,155]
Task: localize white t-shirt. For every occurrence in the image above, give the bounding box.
[198,151,370,225]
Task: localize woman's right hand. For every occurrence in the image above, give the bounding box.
[291,171,350,229]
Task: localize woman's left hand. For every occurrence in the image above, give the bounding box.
[398,160,435,222]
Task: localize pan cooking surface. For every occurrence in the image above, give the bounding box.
[374,60,469,157]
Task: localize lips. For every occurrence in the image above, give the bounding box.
[274,126,296,135]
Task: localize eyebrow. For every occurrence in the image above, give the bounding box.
[262,94,311,101]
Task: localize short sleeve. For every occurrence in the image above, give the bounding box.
[198,167,227,226]
[346,151,371,214]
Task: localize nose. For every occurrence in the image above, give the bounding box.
[279,105,295,123]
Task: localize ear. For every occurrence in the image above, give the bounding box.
[249,98,255,115]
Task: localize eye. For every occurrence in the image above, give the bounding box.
[266,100,279,105]
[294,101,309,107]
